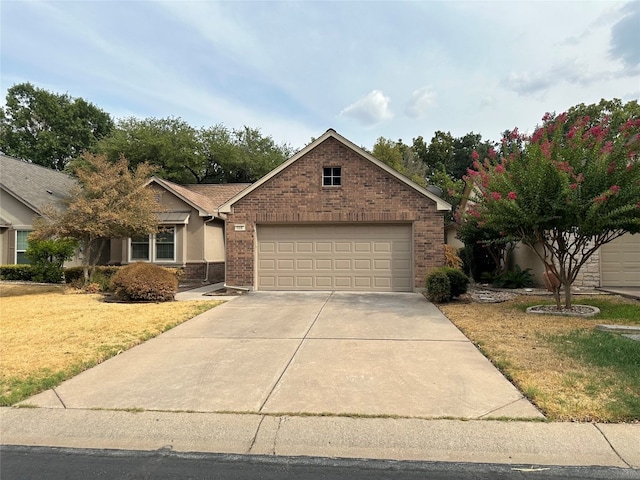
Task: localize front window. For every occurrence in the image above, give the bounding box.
[323,167,341,186]
[130,235,150,261]
[129,227,175,262]
[16,230,30,264]
[155,228,175,261]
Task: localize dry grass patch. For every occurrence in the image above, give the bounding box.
[0,283,221,405]
[439,294,640,422]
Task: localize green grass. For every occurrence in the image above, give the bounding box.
[518,296,640,323]
[548,329,640,422]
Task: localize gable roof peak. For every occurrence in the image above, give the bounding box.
[219,129,451,213]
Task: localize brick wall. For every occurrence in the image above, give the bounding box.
[225,137,446,290]
[184,261,225,283]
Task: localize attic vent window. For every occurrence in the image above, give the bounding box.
[322,167,341,187]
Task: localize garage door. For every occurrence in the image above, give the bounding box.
[257,224,412,291]
[600,233,640,287]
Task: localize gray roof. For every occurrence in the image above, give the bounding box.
[0,154,77,214]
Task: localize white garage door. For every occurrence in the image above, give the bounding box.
[600,233,640,287]
[257,224,412,291]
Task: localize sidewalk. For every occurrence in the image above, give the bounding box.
[1,408,638,468]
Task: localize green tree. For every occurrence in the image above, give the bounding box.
[226,126,293,183]
[465,99,640,309]
[372,137,427,186]
[0,83,113,170]
[97,119,291,184]
[32,153,161,284]
[96,117,211,184]
[25,237,78,283]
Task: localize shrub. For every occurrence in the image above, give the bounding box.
[439,266,470,298]
[0,265,35,281]
[425,270,451,303]
[64,265,121,288]
[492,265,534,289]
[25,237,77,283]
[110,263,178,302]
[443,245,463,270]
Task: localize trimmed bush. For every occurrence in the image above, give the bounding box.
[425,270,451,303]
[64,265,122,287]
[439,266,470,298]
[110,263,178,302]
[0,265,35,281]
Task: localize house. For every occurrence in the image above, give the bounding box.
[0,154,78,264]
[219,129,451,292]
[449,180,640,289]
[0,154,249,281]
[107,177,249,283]
[2,129,453,290]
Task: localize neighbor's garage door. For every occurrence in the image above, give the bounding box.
[600,233,640,287]
[257,224,412,291]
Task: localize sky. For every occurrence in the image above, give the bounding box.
[1,1,639,151]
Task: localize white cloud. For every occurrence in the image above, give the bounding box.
[339,90,393,126]
[405,87,436,119]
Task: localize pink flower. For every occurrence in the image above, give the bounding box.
[507,191,517,200]
[531,128,544,143]
[471,150,480,161]
[488,147,497,159]
[601,142,614,155]
[491,192,502,200]
[569,183,578,190]
[567,127,577,139]
[495,164,505,174]
[607,162,616,174]
[509,128,519,140]
[594,195,608,204]
[576,173,585,183]
[610,185,620,194]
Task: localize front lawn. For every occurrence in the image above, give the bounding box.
[439,294,640,423]
[0,283,221,405]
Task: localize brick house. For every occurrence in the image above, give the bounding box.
[219,129,451,291]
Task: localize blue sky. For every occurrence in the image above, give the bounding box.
[1,1,639,151]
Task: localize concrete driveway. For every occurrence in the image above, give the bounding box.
[24,292,542,419]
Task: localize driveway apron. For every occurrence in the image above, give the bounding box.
[24,292,542,419]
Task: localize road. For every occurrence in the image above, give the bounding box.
[2,446,638,480]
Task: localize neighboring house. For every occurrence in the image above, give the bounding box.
[219,129,451,292]
[449,180,640,288]
[107,177,249,283]
[0,154,78,265]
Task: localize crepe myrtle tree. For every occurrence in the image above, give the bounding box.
[464,100,640,309]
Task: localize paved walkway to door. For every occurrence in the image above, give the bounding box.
[24,292,542,419]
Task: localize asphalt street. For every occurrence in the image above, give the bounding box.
[2,446,639,480]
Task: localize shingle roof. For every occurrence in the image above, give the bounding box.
[149,177,251,216]
[0,154,77,214]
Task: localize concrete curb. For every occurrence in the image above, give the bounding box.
[1,408,638,469]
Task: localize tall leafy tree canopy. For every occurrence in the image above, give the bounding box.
[371,137,427,186]
[0,83,113,170]
[465,99,640,309]
[96,118,292,184]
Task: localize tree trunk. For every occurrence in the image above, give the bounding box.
[563,280,573,309]
[543,270,561,309]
